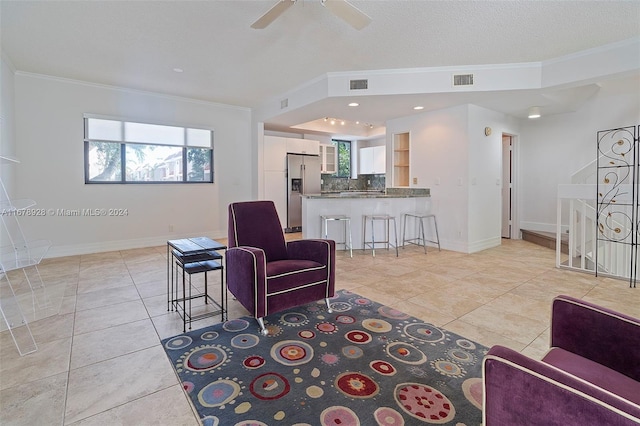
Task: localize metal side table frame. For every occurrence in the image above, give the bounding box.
[167,237,227,332]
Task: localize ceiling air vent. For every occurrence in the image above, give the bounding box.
[350,79,368,90]
[280,98,288,109]
[453,74,474,87]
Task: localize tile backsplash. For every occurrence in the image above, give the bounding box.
[321,174,385,192]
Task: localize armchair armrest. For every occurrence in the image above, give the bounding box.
[287,239,334,263]
[483,345,640,425]
[287,239,336,294]
[226,246,267,317]
[551,295,640,381]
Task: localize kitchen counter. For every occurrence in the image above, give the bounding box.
[301,188,432,250]
[307,188,430,199]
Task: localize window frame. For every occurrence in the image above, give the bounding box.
[83,115,214,184]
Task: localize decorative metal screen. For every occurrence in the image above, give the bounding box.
[595,126,639,288]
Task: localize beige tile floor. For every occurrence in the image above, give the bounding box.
[1,237,638,425]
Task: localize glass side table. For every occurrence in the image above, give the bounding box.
[167,237,227,332]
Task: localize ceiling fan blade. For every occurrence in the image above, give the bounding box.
[322,0,371,30]
[251,0,296,29]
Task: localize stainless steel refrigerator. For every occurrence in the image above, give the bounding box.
[287,153,321,232]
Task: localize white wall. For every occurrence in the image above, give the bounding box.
[1,55,17,250]
[519,75,640,233]
[386,104,522,253]
[13,73,253,257]
[387,105,470,251]
[357,137,385,148]
[384,76,639,250]
[1,55,16,193]
[467,104,519,251]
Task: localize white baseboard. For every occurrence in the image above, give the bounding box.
[423,236,501,254]
[468,236,502,253]
[519,221,557,234]
[45,229,225,258]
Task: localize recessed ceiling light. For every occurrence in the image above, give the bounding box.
[173,68,184,73]
[413,106,424,110]
[348,102,359,107]
[528,106,541,119]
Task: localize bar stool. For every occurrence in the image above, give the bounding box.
[363,214,398,257]
[402,213,441,254]
[321,214,353,257]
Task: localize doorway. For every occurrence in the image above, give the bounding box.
[502,134,513,238]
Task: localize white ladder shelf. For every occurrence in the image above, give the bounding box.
[1,155,52,355]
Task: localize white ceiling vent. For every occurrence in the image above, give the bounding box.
[280,98,288,109]
[453,74,474,87]
[350,79,368,90]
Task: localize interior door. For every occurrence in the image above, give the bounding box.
[502,135,512,238]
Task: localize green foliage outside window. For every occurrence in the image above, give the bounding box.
[333,140,351,178]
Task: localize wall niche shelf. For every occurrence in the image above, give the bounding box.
[393,132,410,187]
[1,155,54,356]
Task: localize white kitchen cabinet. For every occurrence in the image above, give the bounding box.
[359,147,372,174]
[359,145,386,174]
[264,136,319,169]
[264,170,287,229]
[286,138,319,155]
[264,136,287,171]
[373,145,386,173]
[319,143,337,174]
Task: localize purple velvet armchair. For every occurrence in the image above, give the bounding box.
[483,295,640,425]
[226,200,336,335]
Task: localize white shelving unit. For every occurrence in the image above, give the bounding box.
[0,155,52,355]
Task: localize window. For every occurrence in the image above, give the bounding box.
[84,116,213,183]
[332,139,351,178]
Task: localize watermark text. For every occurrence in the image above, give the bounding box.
[1,208,129,217]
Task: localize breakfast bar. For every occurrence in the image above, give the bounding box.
[302,188,431,251]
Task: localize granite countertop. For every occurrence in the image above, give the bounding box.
[304,188,430,199]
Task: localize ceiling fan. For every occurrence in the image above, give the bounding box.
[251,0,371,30]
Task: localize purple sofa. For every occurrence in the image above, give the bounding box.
[483,295,640,425]
[226,200,336,335]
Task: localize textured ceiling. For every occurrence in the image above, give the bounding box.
[2,0,640,134]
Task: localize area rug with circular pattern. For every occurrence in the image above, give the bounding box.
[161,289,487,425]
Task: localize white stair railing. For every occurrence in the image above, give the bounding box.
[557,185,596,273]
[559,126,638,286]
[557,183,634,280]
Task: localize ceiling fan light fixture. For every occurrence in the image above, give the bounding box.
[528,106,541,119]
[250,0,296,29]
[321,0,372,30]
[252,0,370,30]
